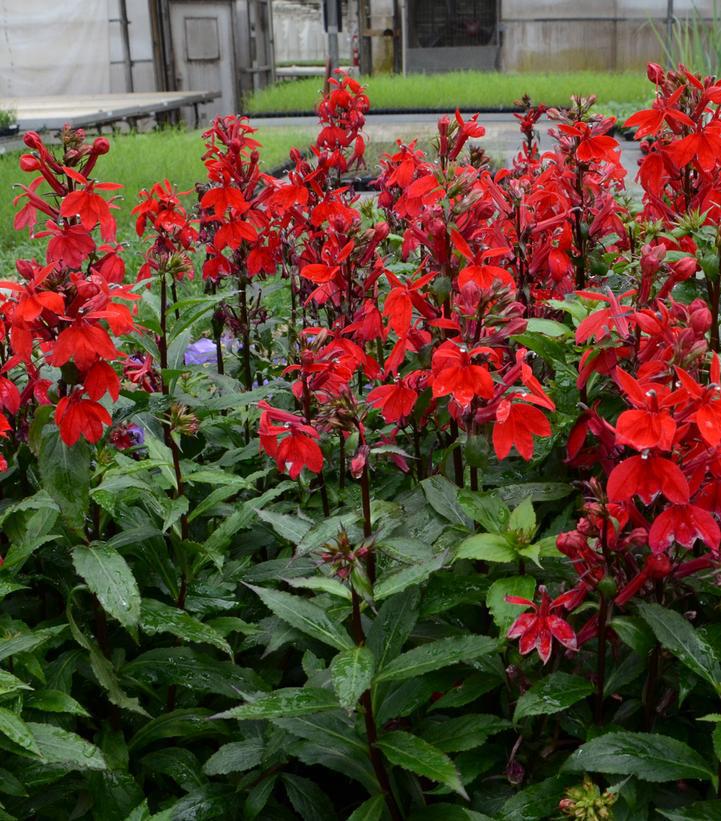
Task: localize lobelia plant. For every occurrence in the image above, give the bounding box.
[4,64,721,820]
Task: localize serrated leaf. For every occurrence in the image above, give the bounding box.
[499,775,571,820]
[28,723,106,770]
[255,508,312,544]
[0,708,41,757]
[376,730,467,798]
[72,543,141,629]
[367,587,420,671]
[282,773,336,820]
[508,497,536,537]
[495,482,573,506]
[0,625,66,663]
[25,689,90,717]
[128,709,227,753]
[375,634,497,683]
[347,795,385,821]
[286,576,351,600]
[330,646,375,710]
[419,713,510,752]
[638,602,721,692]
[140,599,231,656]
[563,731,715,783]
[455,533,515,563]
[658,800,721,820]
[203,740,264,776]
[0,670,32,696]
[214,688,338,720]
[247,584,353,651]
[513,673,593,723]
[373,553,446,600]
[421,475,471,527]
[38,427,90,535]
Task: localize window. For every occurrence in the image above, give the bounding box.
[408,0,498,48]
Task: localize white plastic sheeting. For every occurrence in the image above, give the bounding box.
[0,0,111,97]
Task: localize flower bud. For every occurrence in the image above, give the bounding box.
[19,154,41,172]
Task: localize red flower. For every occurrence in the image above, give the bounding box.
[49,321,119,371]
[55,392,112,446]
[506,586,577,665]
[614,369,677,451]
[493,399,551,461]
[367,380,417,423]
[59,168,121,241]
[607,454,689,505]
[649,503,721,554]
[258,401,324,479]
[431,340,494,407]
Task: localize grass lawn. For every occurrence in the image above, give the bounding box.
[0,125,313,256]
[247,70,651,114]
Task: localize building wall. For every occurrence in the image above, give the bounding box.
[272,1,352,63]
[0,0,111,96]
[499,0,716,72]
[109,0,157,92]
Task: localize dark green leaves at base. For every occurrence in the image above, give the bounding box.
[563,731,716,783]
[375,634,498,683]
[513,673,593,723]
[376,730,467,798]
[72,543,141,629]
[214,688,339,720]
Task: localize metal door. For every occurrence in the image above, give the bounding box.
[169,0,238,119]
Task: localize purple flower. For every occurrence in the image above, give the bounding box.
[184,338,217,366]
[128,424,145,446]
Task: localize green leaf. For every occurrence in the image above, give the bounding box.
[508,497,536,537]
[374,553,446,600]
[499,775,571,820]
[28,723,107,770]
[347,795,385,821]
[203,740,264,776]
[274,712,378,792]
[485,576,536,632]
[0,670,32,696]
[638,602,721,691]
[72,543,141,629]
[658,801,721,820]
[455,533,515,563]
[286,576,352,601]
[282,773,336,820]
[24,689,90,717]
[139,599,231,656]
[376,730,467,798]
[247,584,354,651]
[330,646,375,710]
[421,476,471,527]
[255,508,312,544]
[524,318,571,337]
[563,731,715,783]
[375,634,498,683]
[419,713,510,753]
[141,748,205,792]
[122,647,267,699]
[495,482,573,506]
[513,673,593,723]
[367,587,420,671]
[214,688,339,720]
[38,427,90,535]
[0,625,66,663]
[0,708,41,757]
[128,709,227,754]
